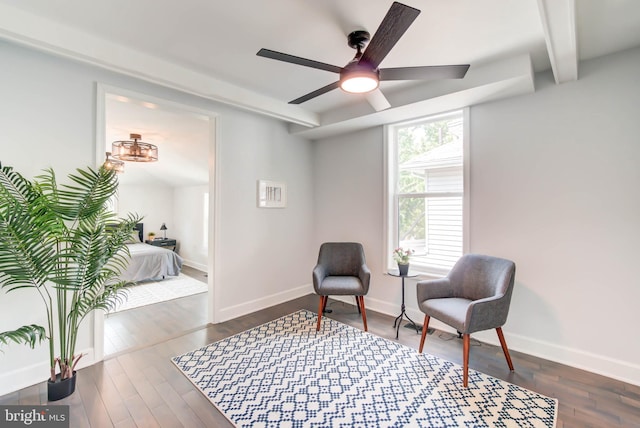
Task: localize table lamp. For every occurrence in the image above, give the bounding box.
[160,223,167,239]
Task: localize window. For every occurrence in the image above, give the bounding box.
[385,109,468,276]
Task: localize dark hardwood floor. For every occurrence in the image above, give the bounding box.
[1,273,638,427]
[104,265,208,356]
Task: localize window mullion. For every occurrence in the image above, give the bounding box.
[398,192,463,199]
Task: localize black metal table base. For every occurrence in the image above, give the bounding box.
[389,270,421,339]
[393,307,420,339]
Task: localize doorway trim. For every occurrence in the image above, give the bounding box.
[94,83,220,362]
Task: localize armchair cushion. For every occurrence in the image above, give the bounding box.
[316,276,365,295]
[420,297,471,332]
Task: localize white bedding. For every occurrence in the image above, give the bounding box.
[119,243,184,282]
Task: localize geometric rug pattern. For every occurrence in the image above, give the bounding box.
[109,273,207,313]
[172,310,557,427]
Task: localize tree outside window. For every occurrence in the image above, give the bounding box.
[388,110,465,275]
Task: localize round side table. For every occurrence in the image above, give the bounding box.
[388,270,420,339]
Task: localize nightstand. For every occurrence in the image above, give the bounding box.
[145,238,177,252]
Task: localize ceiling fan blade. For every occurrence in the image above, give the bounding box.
[257,49,343,74]
[359,2,420,69]
[366,89,391,111]
[289,81,341,104]
[380,64,470,81]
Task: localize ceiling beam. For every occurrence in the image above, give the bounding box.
[0,3,319,128]
[537,0,578,84]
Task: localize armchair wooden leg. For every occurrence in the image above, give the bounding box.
[355,296,361,314]
[463,333,470,387]
[496,327,514,371]
[418,315,430,353]
[357,296,368,332]
[317,296,327,331]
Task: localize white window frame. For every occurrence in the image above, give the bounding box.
[383,108,470,277]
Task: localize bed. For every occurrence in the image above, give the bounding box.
[119,223,183,282]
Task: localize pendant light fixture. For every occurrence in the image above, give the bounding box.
[103,152,124,173]
[112,133,158,162]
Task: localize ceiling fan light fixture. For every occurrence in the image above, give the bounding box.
[340,65,379,94]
[112,133,158,162]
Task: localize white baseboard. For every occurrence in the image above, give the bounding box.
[0,347,95,397]
[478,330,640,387]
[216,284,313,323]
[182,259,207,272]
[360,294,640,387]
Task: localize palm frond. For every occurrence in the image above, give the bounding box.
[38,167,118,222]
[0,168,59,291]
[73,279,131,319]
[0,325,47,349]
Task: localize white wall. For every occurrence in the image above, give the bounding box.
[313,47,640,386]
[0,40,315,395]
[118,183,175,240]
[469,47,640,384]
[215,111,316,320]
[174,185,209,270]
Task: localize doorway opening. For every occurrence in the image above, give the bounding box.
[95,84,217,359]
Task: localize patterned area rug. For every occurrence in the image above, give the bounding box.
[172,310,558,427]
[109,273,207,313]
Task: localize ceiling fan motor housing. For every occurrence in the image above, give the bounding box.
[347,30,371,50]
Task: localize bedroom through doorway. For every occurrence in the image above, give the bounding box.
[95,85,217,359]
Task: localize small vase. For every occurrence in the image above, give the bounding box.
[47,371,76,401]
[398,263,409,276]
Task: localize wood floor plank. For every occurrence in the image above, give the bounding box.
[113,419,137,428]
[18,383,45,405]
[153,381,206,428]
[91,374,131,425]
[121,394,160,428]
[149,403,184,428]
[116,353,166,411]
[0,391,19,405]
[104,360,138,401]
[75,369,115,428]
[182,389,232,427]
[60,381,91,428]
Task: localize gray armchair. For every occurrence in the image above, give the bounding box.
[313,242,370,332]
[416,253,516,387]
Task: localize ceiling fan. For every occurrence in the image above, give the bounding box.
[257,1,470,109]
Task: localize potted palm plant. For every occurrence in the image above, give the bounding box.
[0,162,140,401]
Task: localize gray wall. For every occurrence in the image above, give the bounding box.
[312,46,640,385]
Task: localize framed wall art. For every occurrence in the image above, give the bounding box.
[257,180,287,208]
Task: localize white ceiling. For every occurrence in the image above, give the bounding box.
[105,93,210,187]
[1,0,639,183]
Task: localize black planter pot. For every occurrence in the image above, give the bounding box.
[47,371,76,401]
[398,263,409,276]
